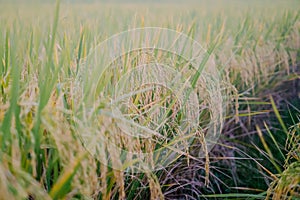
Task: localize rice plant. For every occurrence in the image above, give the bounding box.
[0,0,299,199]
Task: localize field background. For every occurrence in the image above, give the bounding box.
[0,0,299,199]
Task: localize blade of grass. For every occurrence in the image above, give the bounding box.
[34,0,61,180]
[270,95,288,134]
[49,153,86,199]
[1,33,19,154]
[256,125,282,173]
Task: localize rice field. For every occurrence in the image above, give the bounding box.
[0,0,299,199]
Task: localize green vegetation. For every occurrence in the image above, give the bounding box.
[0,0,299,199]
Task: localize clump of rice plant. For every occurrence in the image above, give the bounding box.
[0,0,299,199]
[266,116,300,199]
